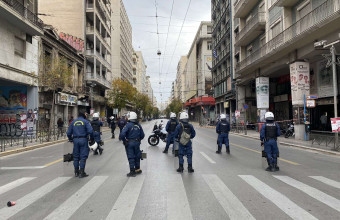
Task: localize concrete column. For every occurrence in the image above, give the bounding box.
[64,104,69,123]
[237,85,245,110]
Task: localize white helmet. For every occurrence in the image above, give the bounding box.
[265,112,274,121]
[220,114,226,120]
[89,141,98,151]
[180,112,189,120]
[128,111,137,122]
[170,113,176,119]
[110,116,114,120]
[93,112,99,118]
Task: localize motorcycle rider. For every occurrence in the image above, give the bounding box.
[174,112,196,173]
[119,112,145,177]
[110,116,116,139]
[216,114,231,154]
[260,112,281,172]
[90,112,104,155]
[67,110,93,178]
[163,113,178,154]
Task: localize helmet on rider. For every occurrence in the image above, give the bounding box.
[170,112,176,119]
[220,114,227,121]
[128,111,138,123]
[180,112,189,123]
[265,112,274,121]
[93,112,99,120]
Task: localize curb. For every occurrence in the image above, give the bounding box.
[230,132,340,156]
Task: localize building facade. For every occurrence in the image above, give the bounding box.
[134,51,147,94]
[0,0,43,133]
[38,0,112,118]
[233,0,340,139]
[175,56,188,102]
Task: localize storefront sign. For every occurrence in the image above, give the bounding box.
[290,62,310,105]
[224,102,229,108]
[307,95,318,99]
[331,118,340,132]
[306,100,315,108]
[56,92,78,106]
[256,77,269,108]
[235,110,240,118]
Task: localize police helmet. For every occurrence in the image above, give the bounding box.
[93,112,99,119]
[220,114,227,120]
[89,141,98,151]
[110,116,114,120]
[170,113,176,119]
[128,111,138,122]
[180,112,189,123]
[265,112,274,121]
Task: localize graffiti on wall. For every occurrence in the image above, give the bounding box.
[59,32,84,51]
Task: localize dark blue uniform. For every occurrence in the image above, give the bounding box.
[216,120,230,152]
[260,122,281,165]
[119,122,145,171]
[118,118,127,132]
[67,116,93,169]
[110,120,116,138]
[164,119,178,152]
[174,122,196,165]
[90,119,103,143]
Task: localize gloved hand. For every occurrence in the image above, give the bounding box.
[69,139,73,143]
[261,141,264,146]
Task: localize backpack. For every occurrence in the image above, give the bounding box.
[179,123,191,145]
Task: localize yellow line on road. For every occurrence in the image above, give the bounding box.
[44,158,63,167]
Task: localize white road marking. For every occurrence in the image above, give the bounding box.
[274,175,340,213]
[167,174,193,220]
[203,174,255,220]
[0,166,46,170]
[106,175,145,220]
[0,177,36,196]
[200,152,216,164]
[309,176,340,189]
[0,177,71,219]
[240,175,317,220]
[44,176,108,220]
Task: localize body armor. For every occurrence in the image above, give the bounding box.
[169,120,178,132]
[265,122,277,140]
[91,120,101,132]
[220,121,229,133]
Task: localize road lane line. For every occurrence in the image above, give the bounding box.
[309,176,340,189]
[203,174,255,220]
[274,175,340,212]
[106,175,145,220]
[0,166,46,170]
[0,177,36,196]
[200,152,216,164]
[0,177,71,219]
[44,176,108,220]
[44,158,63,167]
[239,175,317,220]
[167,174,193,220]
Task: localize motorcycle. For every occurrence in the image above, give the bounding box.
[285,122,295,138]
[148,125,167,146]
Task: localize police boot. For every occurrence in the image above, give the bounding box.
[274,163,280,171]
[163,149,168,153]
[176,164,184,173]
[79,168,89,178]
[226,147,230,154]
[94,150,98,155]
[111,134,115,139]
[188,164,194,173]
[135,168,142,175]
[265,165,273,172]
[127,169,136,177]
[216,147,221,154]
[74,168,79,177]
[98,146,104,155]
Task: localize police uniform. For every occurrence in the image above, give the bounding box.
[90,119,104,155]
[110,119,116,138]
[119,121,145,175]
[164,119,178,153]
[67,115,93,177]
[260,121,281,171]
[216,119,231,153]
[174,122,196,172]
[118,118,127,133]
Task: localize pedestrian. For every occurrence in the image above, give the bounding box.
[320,112,327,131]
[174,112,196,173]
[57,118,64,138]
[90,112,104,155]
[110,116,116,139]
[216,114,230,154]
[163,113,178,154]
[69,116,74,125]
[119,112,145,177]
[118,116,127,134]
[67,110,93,178]
[260,112,281,172]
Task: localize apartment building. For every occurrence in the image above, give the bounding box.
[211,0,235,119]
[134,51,147,94]
[111,0,133,84]
[145,76,154,106]
[175,56,188,103]
[233,0,340,139]
[0,0,43,131]
[39,0,112,117]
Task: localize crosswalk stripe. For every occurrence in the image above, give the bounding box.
[167,174,193,220]
[240,175,317,220]
[274,175,340,213]
[200,152,216,164]
[0,177,36,196]
[44,176,108,220]
[0,177,71,220]
[203,174,255,220]
[106,176,145,220]
[0,166,45,170]
[309,176,340,189]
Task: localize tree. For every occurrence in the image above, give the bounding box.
[133,92,150,118]
[152,107,160,118]
[165,99,183,117]
[107,79,137,114]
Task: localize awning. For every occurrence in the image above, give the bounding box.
[185,97,215,107]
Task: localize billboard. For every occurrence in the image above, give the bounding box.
[290,62,310,105]
[256,77,269,109]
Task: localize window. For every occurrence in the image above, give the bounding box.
[260,35,266,47]
[268,0,278,9]
[14,37,25,58]
[207,26,212,34]
[297,0,311,34]
[270,18,282,39]
[207,41,212,50]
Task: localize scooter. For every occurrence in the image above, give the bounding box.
[148,125,167,146]
[285,122,295,138]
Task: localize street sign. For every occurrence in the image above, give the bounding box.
[235,110,240,118]
[244,104,248,110]
[90,108,94,115]
[113,108,118,114]
[331,118,340,132]
[306,100,316,108]
[307,95,318,99]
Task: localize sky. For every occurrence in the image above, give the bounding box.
[123,0,211,108]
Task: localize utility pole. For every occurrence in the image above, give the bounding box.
[331,45,338,148]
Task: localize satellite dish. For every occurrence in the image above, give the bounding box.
[157,50,161,56]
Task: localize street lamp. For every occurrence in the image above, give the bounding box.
[314,35,340,149]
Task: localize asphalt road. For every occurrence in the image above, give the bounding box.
[0,120,339,220]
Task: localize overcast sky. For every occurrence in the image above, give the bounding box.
[123,0,211,107]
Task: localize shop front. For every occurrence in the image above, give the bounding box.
[184,97,215,123]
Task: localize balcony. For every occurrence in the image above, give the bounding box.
[213,43,231,67]
[235,12,265,46]
[276,0,300,7]
[235,0,340,74]
[212,0,229,31]
[0,0,43,35]
[85,73,111,89]
[86,49,111,69]
[234,0,258,18]
[86,26,110,50]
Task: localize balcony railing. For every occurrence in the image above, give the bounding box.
[1,0,43,30]
[235,12,265,46]
[86,49,111,69]
[85,73,111,88]
[236,0,340,73]
[213,43,231,66]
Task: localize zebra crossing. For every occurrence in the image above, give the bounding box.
[0,174,339,220]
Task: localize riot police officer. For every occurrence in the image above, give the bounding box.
[118,116,127,134]
[260,112,281,172]
[110,116,116,139]
[90,112,104,155]
[216,114,230,154]
[163,113,178,154]
[67,110,93,178]
[174,112,196,173]
[119,112,145,177]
